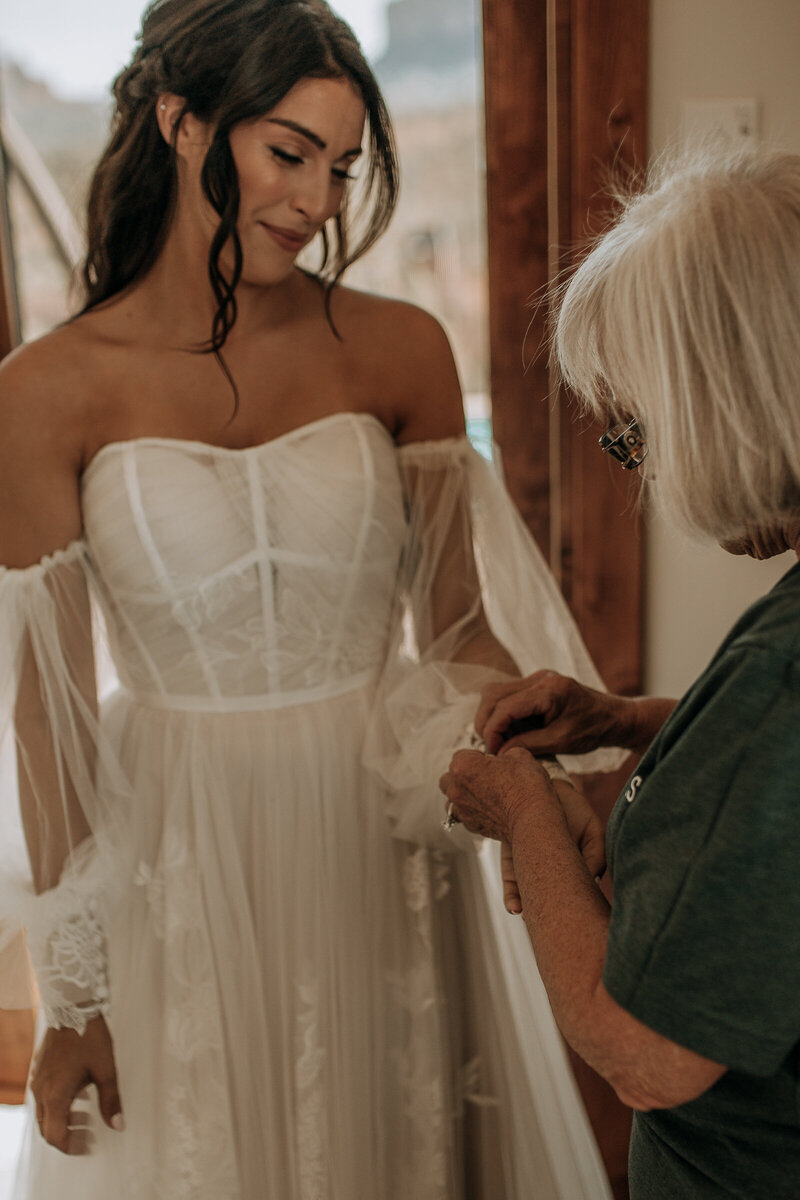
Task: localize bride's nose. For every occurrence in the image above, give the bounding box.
[290,168,332,227]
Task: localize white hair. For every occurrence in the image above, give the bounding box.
[554,142,800,540]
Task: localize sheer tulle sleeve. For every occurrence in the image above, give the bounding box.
[0,540,131,1031]
[363,437,625,848]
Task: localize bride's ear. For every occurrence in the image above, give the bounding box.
[155,93,212,158]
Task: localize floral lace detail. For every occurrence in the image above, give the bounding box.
[295,967,328,1200]
[170,560,260,634]
[26,896,110,1036]
[133,828,240,1198]
[385,846,451,1199]
[457,1055,499,1110]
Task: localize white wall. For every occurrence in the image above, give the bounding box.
[644,0,800,697]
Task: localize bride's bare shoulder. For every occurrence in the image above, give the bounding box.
[0,319,107,461]
[333,284,443,342]
[331,286,466,443]
[1,316,110,392]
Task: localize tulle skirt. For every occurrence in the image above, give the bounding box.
[13,682,610,1200]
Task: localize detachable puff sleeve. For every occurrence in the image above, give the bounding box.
[0,540,132,1031]
[362,437,625,849]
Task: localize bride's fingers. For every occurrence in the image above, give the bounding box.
[66,1126,93,1156]
[42,1102,71,1155]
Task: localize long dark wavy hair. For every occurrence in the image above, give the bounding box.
[78,0,398,356]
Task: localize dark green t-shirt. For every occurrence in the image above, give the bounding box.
[604,561,800,1199]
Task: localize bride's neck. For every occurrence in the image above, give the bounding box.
[128,222,304,345]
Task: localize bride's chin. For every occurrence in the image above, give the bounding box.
[236,255,299,290]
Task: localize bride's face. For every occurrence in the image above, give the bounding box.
[172,75,365,286]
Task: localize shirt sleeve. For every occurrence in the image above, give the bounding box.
[603,643,800,1075]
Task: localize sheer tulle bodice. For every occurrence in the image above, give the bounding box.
[82,413,406,707]
[2,413,618,1199]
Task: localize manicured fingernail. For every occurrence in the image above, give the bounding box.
[506,904,522,915]
[111,1114,125,1132]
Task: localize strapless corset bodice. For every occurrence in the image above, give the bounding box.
[81,413,407,709]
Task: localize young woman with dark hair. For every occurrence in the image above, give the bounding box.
[0,1,620,1195]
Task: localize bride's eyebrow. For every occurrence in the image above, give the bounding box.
[264,118,362,159]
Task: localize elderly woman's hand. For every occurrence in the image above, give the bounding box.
[475,669,671,757]
[440,747,606,882]
[439,747,553,841]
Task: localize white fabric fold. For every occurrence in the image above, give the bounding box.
[0,542,131,1028]
[363,437,625,849]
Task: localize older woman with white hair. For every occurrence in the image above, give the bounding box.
[440,143,800,1200]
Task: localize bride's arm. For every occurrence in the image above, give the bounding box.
[388,304,518,678]
[0,345,123,1153]
[363,302,625,850]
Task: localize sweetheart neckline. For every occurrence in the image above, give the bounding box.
[82,411,394,483]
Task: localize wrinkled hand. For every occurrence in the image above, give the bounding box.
[475,669,626,756]
[440,748,607,911]
[31,1015,123,1155]
[550,777,607,879]
[439,747,559,842]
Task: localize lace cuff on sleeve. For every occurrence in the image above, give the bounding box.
[0,542,129,1032]
[363,437,626,850]
[27,892,110,1033]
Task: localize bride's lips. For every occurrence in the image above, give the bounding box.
[259,222,308,253]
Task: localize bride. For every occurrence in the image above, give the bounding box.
[0,0,619,1195]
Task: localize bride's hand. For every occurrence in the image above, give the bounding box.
[31,1015,124,1155]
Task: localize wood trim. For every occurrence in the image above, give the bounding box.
[557,0,648,694]
[0,131,32,1108]
[0,136,22,358]
[482,3,647,1194]
[483,0,647,693]
[481,0,551,560]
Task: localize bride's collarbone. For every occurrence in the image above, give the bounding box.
[83,379,393,463]
[76,322,399,458]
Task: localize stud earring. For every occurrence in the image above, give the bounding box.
[160,103,167,111]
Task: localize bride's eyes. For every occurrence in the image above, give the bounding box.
[270,146,304,167]
[269,146,355,183]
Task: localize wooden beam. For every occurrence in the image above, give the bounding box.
[0,132,31,1108]
[0,165,21,357]
[482,0,551,559]
[556,0,648,694]
[482,4,647,1192]
[0,137,22,357]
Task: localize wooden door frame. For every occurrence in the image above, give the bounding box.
[482,4,647,1194]
[0,131,22,357]
[0,127,30,1107]
[482,0,647,697]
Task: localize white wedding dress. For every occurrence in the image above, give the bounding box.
[0,412,617,1199]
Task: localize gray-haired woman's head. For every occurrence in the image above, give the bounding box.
[554,143,800,540]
